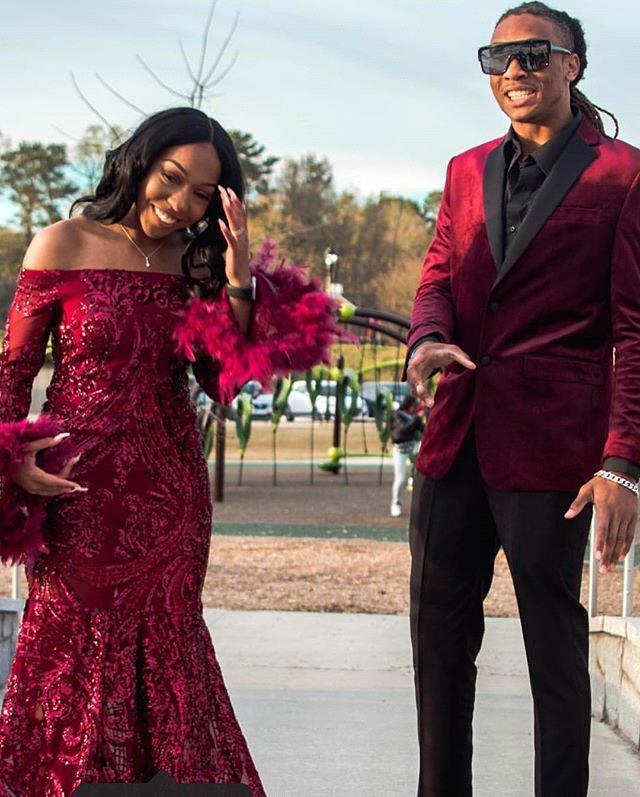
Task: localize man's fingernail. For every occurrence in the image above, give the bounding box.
[54,432,70,441]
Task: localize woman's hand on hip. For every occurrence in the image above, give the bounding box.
[8,433,87,497]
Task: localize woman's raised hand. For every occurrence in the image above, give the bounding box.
[8,433,87,497]
[217,186,251,286]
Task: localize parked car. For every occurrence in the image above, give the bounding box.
[289,379,368,420]
[287,381,315,417]
[228,381,294,421]
[360,380,411,415]
[228,378,369,422]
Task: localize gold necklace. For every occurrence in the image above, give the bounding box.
[118,224,166,269]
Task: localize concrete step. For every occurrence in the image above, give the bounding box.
[205,611,640,797]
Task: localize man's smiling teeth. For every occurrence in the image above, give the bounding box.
[153,205,178,224]
[507,89,535,100]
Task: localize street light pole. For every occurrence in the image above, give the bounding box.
[324,246,338,295]
[333,353,345,454]
[324,247,343,472]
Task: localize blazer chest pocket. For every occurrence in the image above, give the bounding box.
[545,206,605,224]
[522,354,604,386]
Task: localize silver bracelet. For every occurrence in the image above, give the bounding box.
[594,469,640,496]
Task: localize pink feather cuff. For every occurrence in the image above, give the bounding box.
[174,241,350,403]
[0,417,61,566]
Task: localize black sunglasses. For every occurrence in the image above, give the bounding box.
[478,38,573,75]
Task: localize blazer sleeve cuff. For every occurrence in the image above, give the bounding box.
[401,333,444,382]
[602,457,640,481]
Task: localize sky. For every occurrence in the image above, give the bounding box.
[1,0,638,224]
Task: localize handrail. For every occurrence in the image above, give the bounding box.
[11,566,20,600]
[588,512,638,618]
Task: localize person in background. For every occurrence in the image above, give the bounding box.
[390,395,425,517]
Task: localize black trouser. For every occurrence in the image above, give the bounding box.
[409,431,592,797]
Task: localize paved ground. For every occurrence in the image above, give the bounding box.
[206,611,640,797]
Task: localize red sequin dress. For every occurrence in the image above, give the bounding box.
[0,268,266,796]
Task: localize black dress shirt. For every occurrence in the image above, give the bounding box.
[407,109,640,479]
[502,109,581,258]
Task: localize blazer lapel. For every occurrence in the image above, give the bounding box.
[492,130,598,292]
[482,142,506,270]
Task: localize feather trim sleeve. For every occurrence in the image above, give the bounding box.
[174,241,349,403]
[0,417,61,566]
[0,270,64,566]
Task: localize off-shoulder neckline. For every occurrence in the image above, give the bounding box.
[21,267,185,279]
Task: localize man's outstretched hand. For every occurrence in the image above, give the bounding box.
[565,476,638,573]
[407,340,476,406]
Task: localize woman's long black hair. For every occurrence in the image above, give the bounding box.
[496,2,619,137]
[70,107,245,295]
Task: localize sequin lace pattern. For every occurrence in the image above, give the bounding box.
[0,269,265,797]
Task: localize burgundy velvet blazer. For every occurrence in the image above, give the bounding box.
[408,119,640,492]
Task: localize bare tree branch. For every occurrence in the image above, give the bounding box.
[178,40,198,84]
[51,125,82,143]
[195,0,218,85]
[135,55,193,101]
[70,72,122,140]
[204,51,239,89]
[94,73,147,116]
[202,12,239,86]
[66,1,238,127]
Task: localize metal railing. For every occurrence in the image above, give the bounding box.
[588,512,638,618]
[8,508,639,615]
[10,566,20,601]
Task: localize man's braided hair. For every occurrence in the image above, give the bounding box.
[496,2,619,138]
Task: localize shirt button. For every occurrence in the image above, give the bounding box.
[509,225,517,233]
[480,355,491,366]
[489,301,501,312]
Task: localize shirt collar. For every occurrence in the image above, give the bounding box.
[503,107,583,175]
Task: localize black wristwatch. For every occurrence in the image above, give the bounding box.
[602,457,640,481]
[226,276,257,301]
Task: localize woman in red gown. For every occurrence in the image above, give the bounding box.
[0,107,338,796]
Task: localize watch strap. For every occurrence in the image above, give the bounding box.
[226,275,256,301]
[602,457,640,481]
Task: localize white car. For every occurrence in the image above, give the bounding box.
[229,381,294,421]
[288,380,368,420]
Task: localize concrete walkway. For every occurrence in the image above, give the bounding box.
[205,611,640,797]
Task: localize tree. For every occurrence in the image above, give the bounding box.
[71,124,123,195]
[278,155,334,226]
[0,142,76,243]
[249,180,432,315]
[266,155,336,267]
[368,197,433,315]
[419,190,443,235]
[0,226,25,326]
[229,130,278,200]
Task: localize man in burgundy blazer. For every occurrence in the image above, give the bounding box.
[405,4,640,797]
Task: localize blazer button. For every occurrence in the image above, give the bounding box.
[480,355,491,366]
[489,301,501,312]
